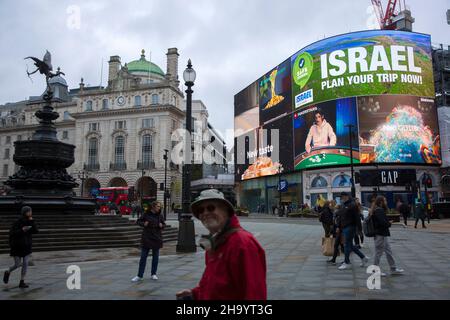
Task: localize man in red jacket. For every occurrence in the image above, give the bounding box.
[176,189,267,300]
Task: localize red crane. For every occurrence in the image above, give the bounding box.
[371,0,406,30]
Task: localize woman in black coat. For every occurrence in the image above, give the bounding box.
[131,201,166,282]
[3,206,38,288]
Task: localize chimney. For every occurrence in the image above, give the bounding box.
[108,55,121,83]
[166,48,179,87]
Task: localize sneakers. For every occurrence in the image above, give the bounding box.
[19,280,29,288]
[3,270,10,284]
[131,276,143,282]
[151,274,158,280]
[360,257,369,267]
[338,263,351,270]
[391,268,404,275]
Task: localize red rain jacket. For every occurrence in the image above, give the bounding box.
[191,214,267,300]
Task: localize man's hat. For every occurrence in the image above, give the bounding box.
[190,189,235,218]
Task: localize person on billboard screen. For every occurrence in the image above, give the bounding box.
[305,109,337,153]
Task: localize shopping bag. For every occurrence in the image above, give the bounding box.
[321,237,335,256]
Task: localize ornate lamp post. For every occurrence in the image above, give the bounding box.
[177,59,197,253]
[77,170,89,197]
[163,149,169,221]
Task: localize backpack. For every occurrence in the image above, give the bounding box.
[363,215,376,237]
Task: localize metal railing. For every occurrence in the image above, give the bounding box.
[84,163,100,171]
[137,160,155,170]
[110,162,127,171]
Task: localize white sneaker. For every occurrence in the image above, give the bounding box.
[360,257,369,267]
[338,263,351,270]
[131,276,143,282]
[151,274,158,280]
[391,268,404,274]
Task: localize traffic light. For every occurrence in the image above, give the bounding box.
[426,177,432,188]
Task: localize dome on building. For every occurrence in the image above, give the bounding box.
[127,50,165,77]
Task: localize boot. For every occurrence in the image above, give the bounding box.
[19,280,29,288]
[3,270,10,284]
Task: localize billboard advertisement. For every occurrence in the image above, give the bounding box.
[358,95,441,164]
[293,98,359,170]
[291,30,434,109]
[234,30,440,182]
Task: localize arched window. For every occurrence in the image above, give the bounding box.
[311,176,328,188]
[88,138,98,165]
[152,94,159,105]
[86,100,93,111]
[115,136,125,164]
[135,95,141,106]
[142,134,153,165]
[332,174,351,188]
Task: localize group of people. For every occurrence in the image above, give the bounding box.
[320,192,404,276]
[396,198,430,229]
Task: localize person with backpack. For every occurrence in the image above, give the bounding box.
[3,206,39,288]
[319,201,334,237]
[370,196,404,276]
[413,200,427,229]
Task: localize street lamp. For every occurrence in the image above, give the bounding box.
[140,169,145,209]
[345,124,356,198]
[163,149,169,221]
[177,59,197,253]
[77,170,89,197]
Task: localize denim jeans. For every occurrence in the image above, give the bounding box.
[137,247,160,278]
[343,226,365,264]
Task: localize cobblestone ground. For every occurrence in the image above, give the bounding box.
[0,217,449,300]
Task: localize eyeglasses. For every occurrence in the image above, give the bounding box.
[195,204,216,215]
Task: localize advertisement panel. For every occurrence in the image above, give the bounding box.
[234,81,259,137]
[358,95,441,164]
[291,30,434,109]
[293,98,359,170]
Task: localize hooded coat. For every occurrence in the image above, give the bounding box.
[9,217,39,257]
[191,214,267,300]
[136,211,166,249]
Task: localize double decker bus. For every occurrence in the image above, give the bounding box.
[96,187,135,215]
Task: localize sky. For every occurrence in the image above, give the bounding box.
[0,0,449,148]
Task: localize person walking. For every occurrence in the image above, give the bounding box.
[397,199,410,227]
[176,189,266,300]
[319,201,334,237]
[370,196,404,276]
[337,192,369,270]
[3,206,39,288]
[327,204,345,265]
[354,198,364,248]
[414,201,427,229]
[131,201,165,282]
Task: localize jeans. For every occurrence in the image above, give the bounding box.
[331,232,344,261]
[9,255,30,280]
[137,247,159,278]
[343,226,365,264]
[373,236,396,270]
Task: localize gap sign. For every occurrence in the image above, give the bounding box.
[359,169,416,187]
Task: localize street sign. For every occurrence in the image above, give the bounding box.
[278,180,288,192]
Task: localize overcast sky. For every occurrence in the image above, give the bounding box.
[0,0,449,147]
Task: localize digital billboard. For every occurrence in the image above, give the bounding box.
[234,30,440,182]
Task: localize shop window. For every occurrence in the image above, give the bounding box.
[332,174,351,188]
[311,176,328,188]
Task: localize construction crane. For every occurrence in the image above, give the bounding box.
[371,0,414,31]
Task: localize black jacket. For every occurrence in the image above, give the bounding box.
[398,203,410,216]
[9,218,39,257]
[137,211,166,249]
[339,199,362,230]
[372,207,391,237]
[319,207,334,225]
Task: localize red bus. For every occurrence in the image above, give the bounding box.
[96,187,135,215]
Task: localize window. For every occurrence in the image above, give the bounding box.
[86,100,93,111]
[17,135,22,141]
[173,95,177,106]
[142,118,154,128]
[6,136,11,144]
[89,123,99,132]
[63,111,70,120]
[311,176,328,188]
[4,148,10,159]
[172,120,177,131]
[115,136,125,164]
[115,121,126,130]
[102,99,109,110]
[88,138,98,165]
[134,95,141,106]
[62,131,69,140]
[2,164,8,176]
[332,175,351,188]
[151,94,159,104]
[142,134,153,165]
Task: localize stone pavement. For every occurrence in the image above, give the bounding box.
[0,218,449,300]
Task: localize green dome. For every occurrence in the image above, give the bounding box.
[127,50,165,76]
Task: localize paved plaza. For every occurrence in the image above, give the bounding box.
[1,216,449,300]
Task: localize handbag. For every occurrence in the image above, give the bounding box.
[321,237,335,256]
